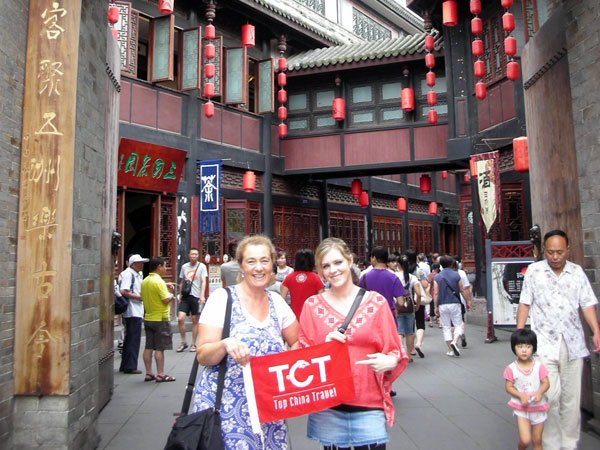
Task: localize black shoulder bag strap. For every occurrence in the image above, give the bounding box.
[180,287,232,415]
[440,275,461,302]
[337,288,367,334]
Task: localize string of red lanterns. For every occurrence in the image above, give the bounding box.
[277,36,287,138]
[501,0,520,81]
[203,5,216,118]
[424,29,437,124]
[442,1,457,27]
[470,0,487,100]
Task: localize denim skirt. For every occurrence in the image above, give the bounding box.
[307,408,388,447]
[396,313,415,335]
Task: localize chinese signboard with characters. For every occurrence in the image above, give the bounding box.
[473,151,501,234]
[15,0,82,395]
[198,160,221,232]
[117,138,186,193]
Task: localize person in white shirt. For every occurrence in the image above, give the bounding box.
[119,254,148,374]
[453,259,472,347]
[177,248,207,353]
[517,229,600,450]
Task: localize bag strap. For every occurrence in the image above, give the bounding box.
[440,275,461,302]
[180,287,232,415]
[337,288,366,334]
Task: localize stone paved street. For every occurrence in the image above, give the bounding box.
[98,323,600,449]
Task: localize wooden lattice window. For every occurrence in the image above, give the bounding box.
[487,181,528,242]
[160,197,177,280]
[408,220,433,254]
[272,205,320,266]
[373,216,403,254]
[329,211,366,263]
[352,7,392,41]
[481,10,507,85]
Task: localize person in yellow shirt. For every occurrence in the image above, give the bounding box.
[141,256,176,382]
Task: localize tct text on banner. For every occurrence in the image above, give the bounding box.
[243,341,356,428]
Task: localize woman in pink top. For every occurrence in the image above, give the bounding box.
[298,238,408,449]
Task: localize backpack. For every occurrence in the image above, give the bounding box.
[115,272,135,315]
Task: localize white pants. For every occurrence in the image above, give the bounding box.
[538,338,584,450]
[439,303,462,342]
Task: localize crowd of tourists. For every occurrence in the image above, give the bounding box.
[116,229,599,450]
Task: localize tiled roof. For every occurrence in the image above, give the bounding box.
[376,0,424,30]
[285,29,443,72]
[248,0,361,45]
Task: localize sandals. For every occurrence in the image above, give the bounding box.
[189,345,196,352]
[176,343,189,352]
[155,374,176,383]
[144,374,156,382]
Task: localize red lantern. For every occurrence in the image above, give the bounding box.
[429,202,438,216]
[428,109,438,125]
[401,88,415,112]
[507,61,519,80]
[397,197,406,213]
[243,170,256,192]
[441,170,448,179]
[442,1,458,27]
[470,0,481,14]
[464,173,470,183]
[205,43,215,59]
[204,82,214,98]
[351,179,362,198]
[278,123,287,138]
[426,71,436,87]
[470,158,478,177]
[475,81,487,99]
[332,98,345,121]
[108,6,119,24]
[204,101,214,118]
[427,90,437,106]
[501,0,514,7]
[358,191,369,208]
[278,89,287,104]
[425,53,435,69]
[420,174,431,194]
[505,37,517,56]
[205,63,215,79]
[278,58,287,72]
[513,136,529,173]
[205,24,215,40]
[472,39,484,56]
[503,13,515,32]
[241,24,255,47]
[278,106,287,121]
[471,17,482,35]
[278,72,287,87]
[474,60,485,78]
[425,35,434,51]
[158,0,174,15]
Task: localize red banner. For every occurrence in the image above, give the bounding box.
[244,341,356,424]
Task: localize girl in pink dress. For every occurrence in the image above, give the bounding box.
[504,329,549,450]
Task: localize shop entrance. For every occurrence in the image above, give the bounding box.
[116,190,177,282]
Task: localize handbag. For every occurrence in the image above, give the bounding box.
[419,279,433,305]
[164,288,232,450]
[114,275,135,315]
[181,264,200,297]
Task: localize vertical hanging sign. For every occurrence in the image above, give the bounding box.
[473,151,501,234]
[14,0,81,395]
[198,160,221,232]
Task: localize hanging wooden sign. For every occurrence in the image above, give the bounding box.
[15,0,81,395]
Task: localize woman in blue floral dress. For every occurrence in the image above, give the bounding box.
[193,235,299,449]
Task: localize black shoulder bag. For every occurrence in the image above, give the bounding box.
[181,264,200,297]
[114,274,134,315]
[164,288,232,450]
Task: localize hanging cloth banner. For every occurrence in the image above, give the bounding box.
[198,159,221,232]
[473,151,501,234]
[243,341,356,433]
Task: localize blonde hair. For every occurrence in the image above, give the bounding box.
[314,237,353,277]
[235,234,277,284]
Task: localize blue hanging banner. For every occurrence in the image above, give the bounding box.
[198,159,221,232]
